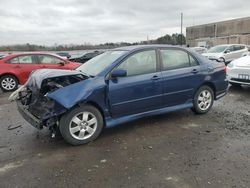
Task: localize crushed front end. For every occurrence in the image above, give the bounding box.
[12,69,88,134]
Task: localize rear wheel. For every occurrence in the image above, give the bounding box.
[59,105,103,145]
[0,75,18,92]
[192,86,214,114]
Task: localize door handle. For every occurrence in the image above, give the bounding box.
[191,69,199,74]
[151,75,160,80]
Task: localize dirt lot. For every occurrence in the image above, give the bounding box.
[0,86,249,188]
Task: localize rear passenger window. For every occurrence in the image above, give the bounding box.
[8,57,19,64]
[240,45,245,50]
[160,49,191,71]
[8,55,35,64]
[233,45,245,51]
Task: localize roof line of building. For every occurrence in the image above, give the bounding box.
[186,16,250,29]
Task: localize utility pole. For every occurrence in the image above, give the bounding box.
[181,12,183,46]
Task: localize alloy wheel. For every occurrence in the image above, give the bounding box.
[197,90,212,111]
[1,77,17,91]
[69,111,98,140]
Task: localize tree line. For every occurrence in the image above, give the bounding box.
[0,33,185,51]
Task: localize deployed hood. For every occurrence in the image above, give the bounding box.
[232,56,250,67]
[26,69,87,89]
[9,69,89,102]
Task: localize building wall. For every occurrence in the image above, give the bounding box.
[186,17,250,47]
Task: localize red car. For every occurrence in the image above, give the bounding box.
[0,52,80,92]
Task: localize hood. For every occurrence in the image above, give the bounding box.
[202,52,222,59]
[232,56,250,68]
[26,69,87,89]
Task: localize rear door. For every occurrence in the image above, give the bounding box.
[236,45,247,58]
[159,48,204,107]
[8,55,41,82]
[108,49,163,117]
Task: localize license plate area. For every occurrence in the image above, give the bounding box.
[238,74,250,80]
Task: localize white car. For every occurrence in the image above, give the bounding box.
[202,44,248,64]
[242,45,250,57]
[227,55,250,86]
[190,47,207,54]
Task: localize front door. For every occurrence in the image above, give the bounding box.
[36,55,67,69]
[108,50,163,118]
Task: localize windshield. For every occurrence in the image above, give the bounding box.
[207,46,228,53]
[76,50,127,76]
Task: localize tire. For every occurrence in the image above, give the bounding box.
[59,105,104,145]
[192,86,214,114]
[0,75,18,92]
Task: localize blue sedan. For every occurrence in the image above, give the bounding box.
[14,45,228,145]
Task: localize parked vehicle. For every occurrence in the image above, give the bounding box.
[242,45,250,57]
[56,52,71,59]
[12,45,228,145]
[202,44,248,64]
[190,47,207,54]
[227,55,250,86]
[70,51,104,63]
[0,52,80,92]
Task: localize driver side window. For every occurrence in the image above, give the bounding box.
[38,55,62,64]
[117,50,157,77]
[227,46,234,52]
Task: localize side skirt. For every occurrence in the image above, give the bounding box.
[105,102,193,128]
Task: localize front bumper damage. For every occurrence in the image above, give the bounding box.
[17,100,43,129]
[11,69,89,133]
[16,93,67,131]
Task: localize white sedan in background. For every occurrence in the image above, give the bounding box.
[202,44,248,64]
[227,56,250,86]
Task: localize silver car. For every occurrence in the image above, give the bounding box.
[227,55,250,86]
[202,44,248,64]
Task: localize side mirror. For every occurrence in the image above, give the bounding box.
[59,61,65,66]
[224,49,231,54]
[216,58,225,63]
[111,69,127,78]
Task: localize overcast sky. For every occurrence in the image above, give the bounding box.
[0,0,249,45]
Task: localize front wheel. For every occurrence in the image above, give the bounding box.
[59,105,104,145]
[192,86,214,114]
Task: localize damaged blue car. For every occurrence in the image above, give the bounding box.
[12,45,228,145]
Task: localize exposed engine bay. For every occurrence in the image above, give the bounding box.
[9,69,88,132]
[40,74,86,95]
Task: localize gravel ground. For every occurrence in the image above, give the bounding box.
[0,86,249,188]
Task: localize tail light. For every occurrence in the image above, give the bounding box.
[224,65,227,73]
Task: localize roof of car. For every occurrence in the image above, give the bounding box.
[215,44,246,47]
[1,52,65,60]
[114,44,182,51]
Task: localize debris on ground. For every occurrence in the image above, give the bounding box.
[100,159,107,163]
[7,125,22,130]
